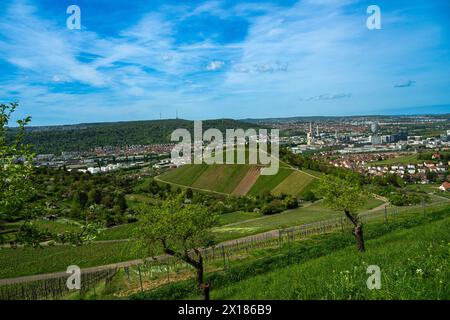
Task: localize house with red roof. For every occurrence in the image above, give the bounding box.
[439,181,450,191]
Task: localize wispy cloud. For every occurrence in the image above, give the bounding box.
[0,0,449,124]
[206,60,225,71]
[301,93,352,101]
[394,80,415,88]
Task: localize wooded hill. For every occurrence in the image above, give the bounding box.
[9,119,261,154]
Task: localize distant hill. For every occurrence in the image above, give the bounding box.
[242,106,450,123]
[11,119,261,154]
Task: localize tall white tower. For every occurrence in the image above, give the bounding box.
[307,122,313,145]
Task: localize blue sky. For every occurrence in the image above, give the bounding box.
[0,0,449,125]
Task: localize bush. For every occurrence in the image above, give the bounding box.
[261,200,285,215]
[283,196,299,209]
[301,190,318,202]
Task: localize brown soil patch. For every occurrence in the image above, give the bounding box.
[231,166,261,196]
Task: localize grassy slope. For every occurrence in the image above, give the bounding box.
[217,211,263,226]
[370,154,423,166]
[159,161,317,197]
[213,198,383,242]
[272,170,315,196]
[158,164,209,187]
[192,165,251,194]
[0,241,142,279]
[212,216,450,299]
[1,201,447,280]
[247,168,292,196]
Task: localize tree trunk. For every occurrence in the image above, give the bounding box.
[197,253,209,301]
[196,255,210,300]
[162,244,210,300]
[200,283,210,301]
[353,223,365,252]
[196,256,204,288]
[344,210,365,253]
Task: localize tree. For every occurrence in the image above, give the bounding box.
[185,188,194,199]
[115,193,127,212]
[0,102,34,219]
[134,196,218,300]
[0,103,97,246]
[314,175,368,252]
[88,188,102,205]
[283,195,299,209]
[72,190,88,209]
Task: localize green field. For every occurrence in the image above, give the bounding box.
[129,206,450,300]
[370,154,423,166]
[211,215,450,299]
[212,198,385,242]
[192,164,252,194]
[217,211,263,226]
[158,164,209,187]
[3,219,82,235]
[272,171,316,196]
[126,194,160,209]
[247,168,292,195]
[0,241,142,279]
[3,194,446,280]
[159,162,318,197]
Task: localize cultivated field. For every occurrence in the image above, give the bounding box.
[158,163,317,197]
[272,170,316,196]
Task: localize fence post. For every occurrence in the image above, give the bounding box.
[221,245,227,271]
[167,262,170,282]
[137,265,143,292]
[278,229,282,248]
[384,205,388,224]
[287,230,291,264]
[124,266,130,281]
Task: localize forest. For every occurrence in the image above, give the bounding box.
[7,119,262,154]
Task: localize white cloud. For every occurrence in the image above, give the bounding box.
[206,60,225,71]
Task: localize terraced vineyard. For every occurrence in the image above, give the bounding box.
[157,163,317,197]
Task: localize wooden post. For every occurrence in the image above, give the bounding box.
[221,245,227,270]
[201,283,210,300]
[166,262,170,282]
[137,265,143,292]
[287,230,291,264]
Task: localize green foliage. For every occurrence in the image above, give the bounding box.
[388,192,429,206]
[283,195,299,209]
[372,173,404,188]
[133,196,219,258]
[0,241,142,278]
[261,200,285,215]
[131,207,450,300]
[301,190,318,202]
[211,217,450,299]
[17,119,261,154]
[0,103,35,219]
[313,175,368,214]
[185,188,194,199]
